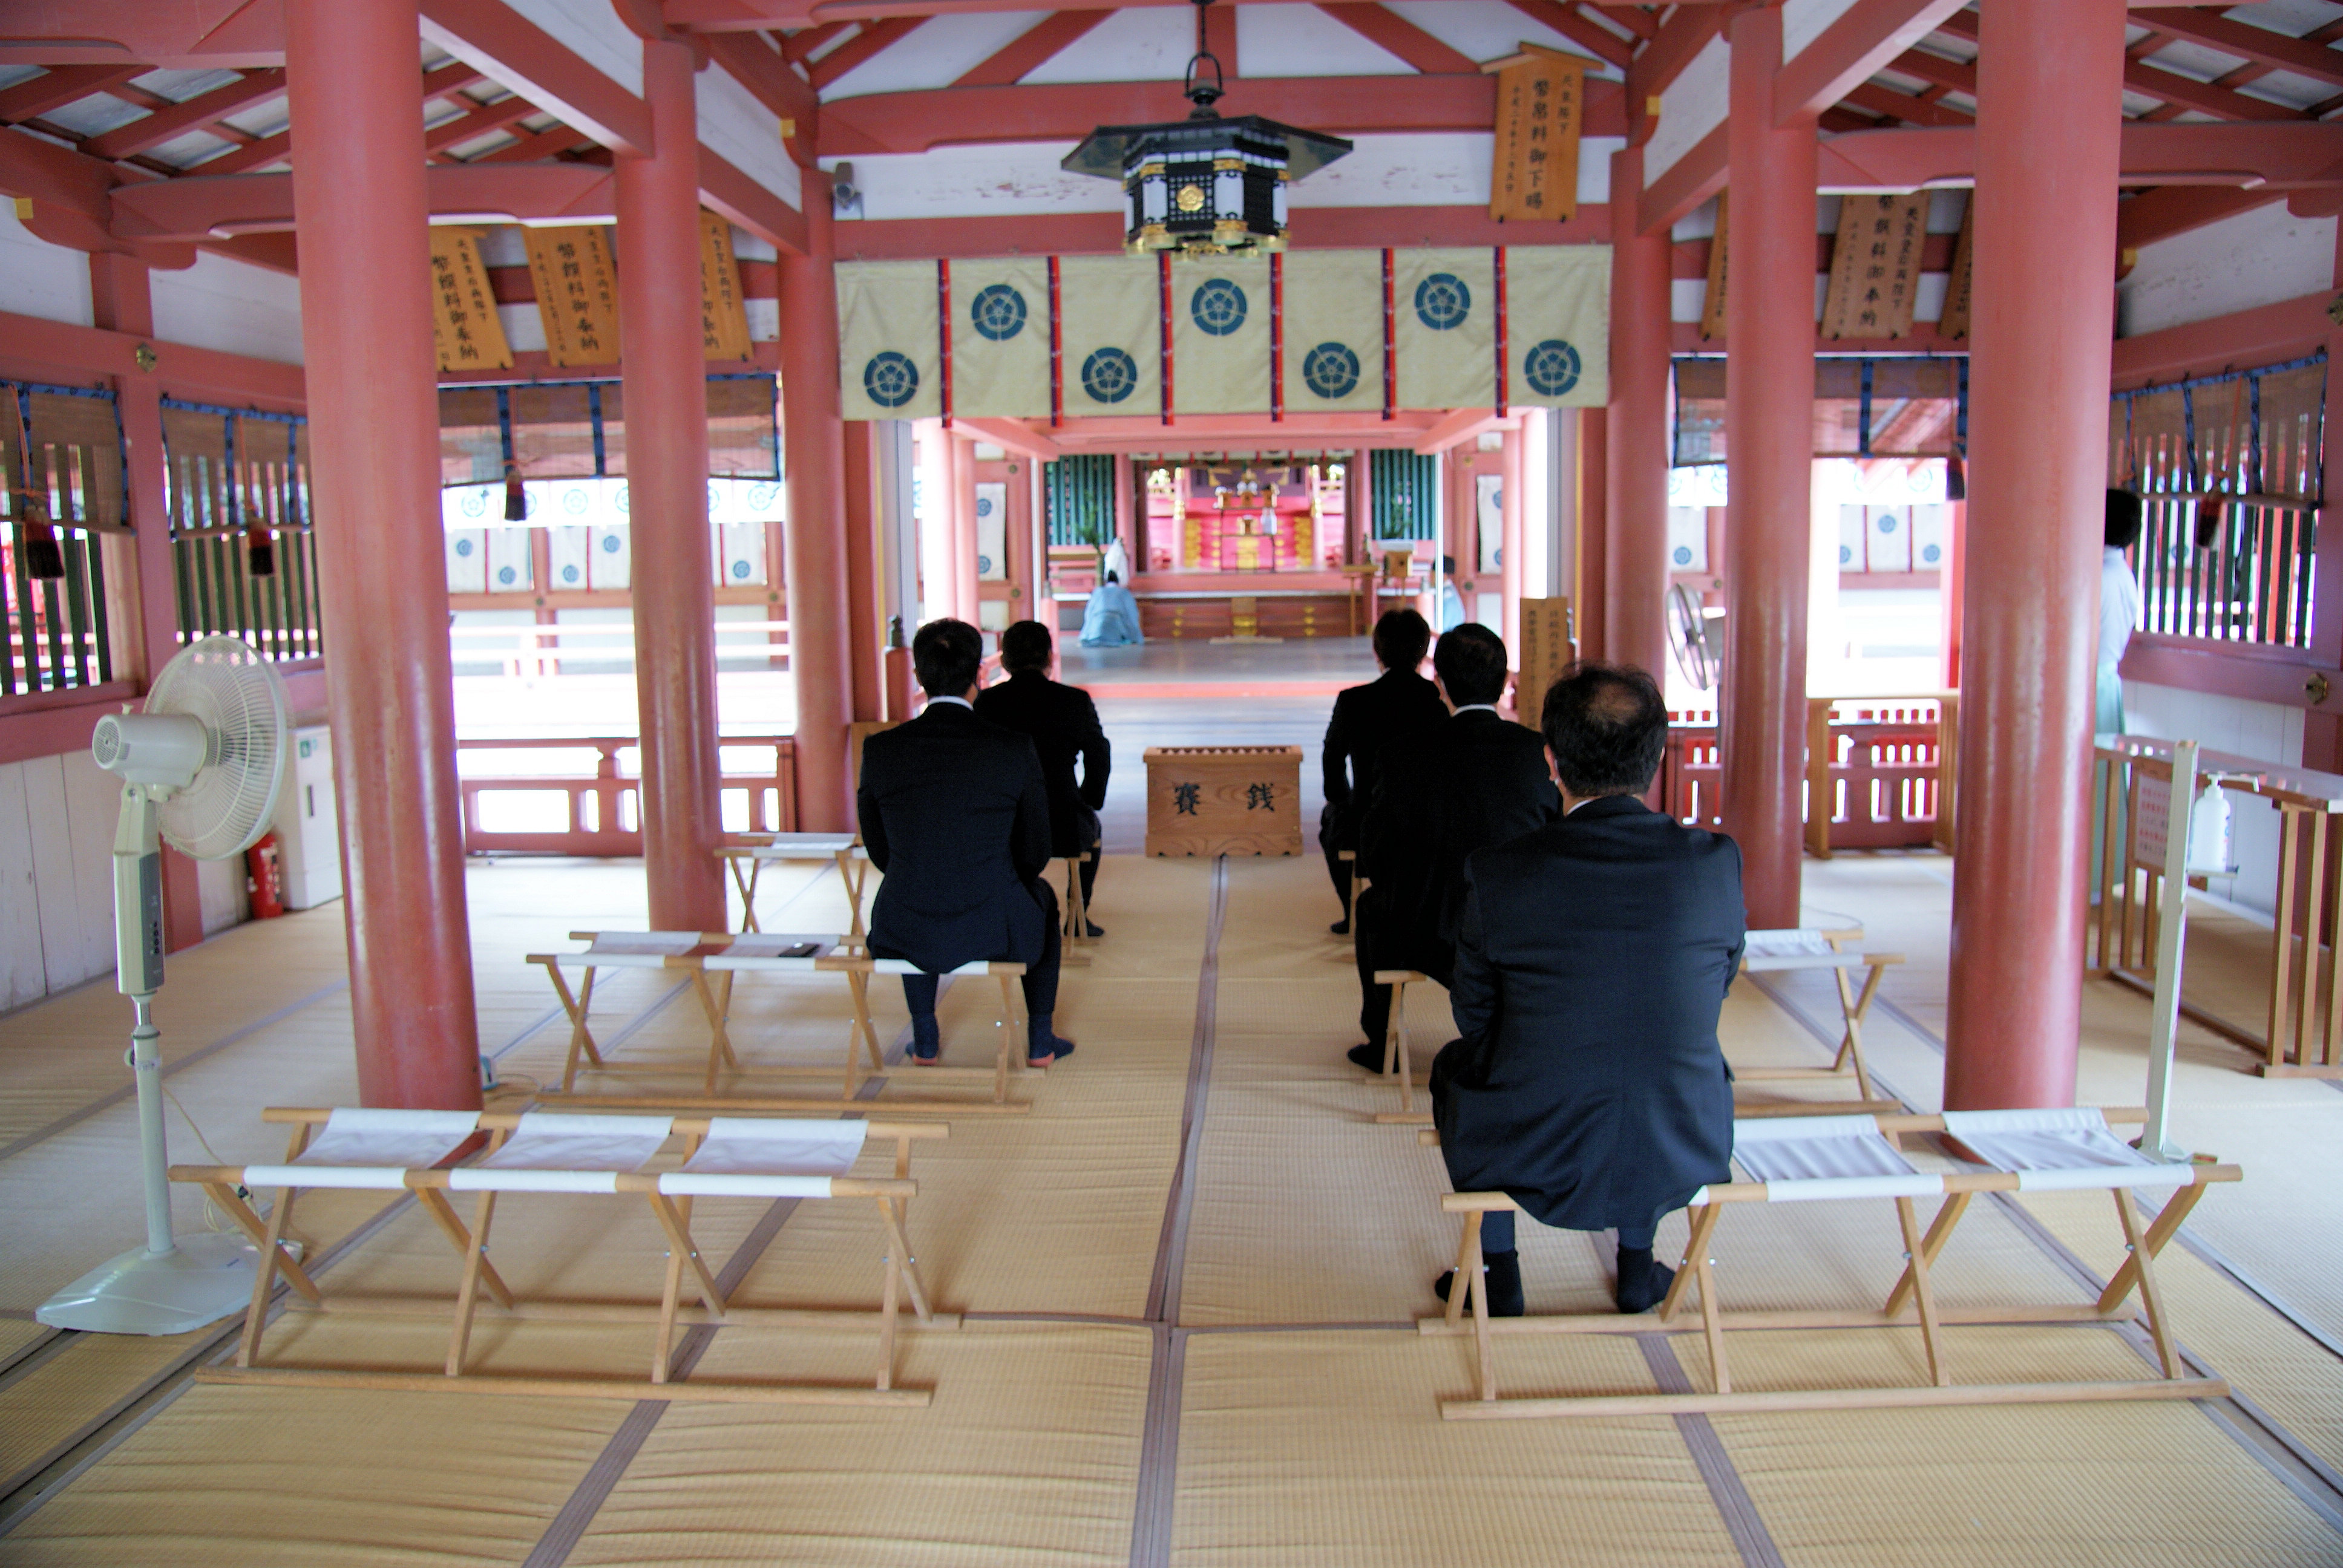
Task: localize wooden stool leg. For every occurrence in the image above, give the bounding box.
[446,1192,500,1377]
[1395,988,1417,1116]
[2096,1180,2207,1316]
[1893,1195,1951,1387]
[2115,1187,2182,1379]
[996,971,1017,1102]
[1884,1191,1970,1319]
[1460,1212,1495,1401]
[236,1185,298,1367]
[1658,1204,1722,1325]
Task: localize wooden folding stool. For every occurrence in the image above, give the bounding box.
[1366,968,1435,1125]
[717,834,870,943]
[1734,926,1904,1116]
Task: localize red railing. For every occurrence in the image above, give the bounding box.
[457,735,797,855]
[1659,697,1953,855]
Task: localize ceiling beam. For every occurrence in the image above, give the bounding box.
[700,30,817,164]
[699,146,808,255]
[2123,57,2305,121]
[1774,0,1970,126]
[819,73,1624,155]
[808,17,930,91]
[0,67,144,123]
[108,163,618,241]
[422,93,543,160]
[830,201,1608,260]
[1637,119,1725,234]
[79,67,286,162]
[2127,9,2343,93]
[180,59,482,177]
[2117,183,2279,249]
[1415,408,1509,455]
[783,22,854,62]
[471,123,592,163]
[0,1,281,68]
[416,0,652,156]
[954,12,1110,87]
[1499,1,1633,71]
[1626,6,1725,145]
[949,417,1062,460]
[1841,81,1970,129]
[1312,4,1478,75]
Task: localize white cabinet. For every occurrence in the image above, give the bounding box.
[274,725,342,910]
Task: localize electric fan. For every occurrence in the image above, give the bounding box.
[37,636,289,1334]
[1665,583,1725,691]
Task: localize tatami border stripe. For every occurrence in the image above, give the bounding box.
[1637,1336,1790,1568]
[1130,855,1230,1568]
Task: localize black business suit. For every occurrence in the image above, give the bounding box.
[1354,707,1560,1042]
[856,698,1062,1018]
[1318,665,1447,918]
[1431,795,1745,1246]
[972,668,1110,906]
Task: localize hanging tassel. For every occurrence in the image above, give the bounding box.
[1943,453,1965,503]
[16,495,64,579]
[246,523,276,577]
[503,464,528,523]
[2194,495,2224,550]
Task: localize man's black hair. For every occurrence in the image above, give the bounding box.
[1432,623,1509,708]
[912,618,984,697]
[1371,607,1431,671]
[1105,569,1120,584]
[2106,488,2143,550]
[1541,661,1670,797]
[1000,619,1053,673]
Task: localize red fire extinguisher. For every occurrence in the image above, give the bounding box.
[247,832,286,920]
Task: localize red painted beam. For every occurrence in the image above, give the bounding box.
[783,21,853,62]
[954,11,1110,88]
[422,93,542,160]
[808,16,929,90]
[1774,0,1970,125]
[417,0,652,155]
[110,163,617,240]
[184,59,483,176]
[1501,0,1633,71]
[0,0,282,67]
[2125,57,2307,122]
[0,305,305,403]
[702,30,817,163]
[2117,183,2280,248]
[2109,289,2333,390]
[699,144,808,256]
[472,123,592,163]
[1312,4,1479,74]
[0,66,143,122]
[949,416,1063,460]
[1841,80,1971,129]
[1637,120,1725,234]
[80,67,287,162]
[827,201,1611,260]
[819,73,1623,154]
[2131,8,2343,92]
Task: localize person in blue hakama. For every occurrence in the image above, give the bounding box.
[1079,570,1145,647]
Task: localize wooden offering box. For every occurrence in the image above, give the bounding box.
[1144,746,1304,857]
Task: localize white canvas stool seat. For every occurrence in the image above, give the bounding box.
[718,832,870,939]
[1418,1106,2241,1420]
[1734,926,1904,1113]
[173,1105,952,1407]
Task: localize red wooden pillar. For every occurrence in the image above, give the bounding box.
[284,0,478,1108]
[950,434,980,630]
[88,254,202,953]
[1719,7,1816,930]
[1605,146,1673,687]
[2302,223,2343,773]
[1946,0,2127,1111]
[1499,425,1524,650]
[615,37,724,927]
[1577,406,1608,663]
[841,420,884,725]
[781,170,854,829]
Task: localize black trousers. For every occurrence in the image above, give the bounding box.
[1319,803,1355,920]
[894,879,1063,1028]
[1354,892,1452,1046]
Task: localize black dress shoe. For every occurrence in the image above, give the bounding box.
[1084,921,1106,938]
[1616,1248,1676,1314]
[1345,1042,1388,1073]
[1329,919,1351,936]
[1434,1250,1524,1316]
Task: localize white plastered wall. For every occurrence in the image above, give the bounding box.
[2118,202,2337,338]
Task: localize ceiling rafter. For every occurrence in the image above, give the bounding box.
[472,122,591,163]
[1627,5,1725,142]
[1312,3,1477,74]
[954,12,1111,88]
[80,69,287,163]
[1587,5,1657,44]
[1499,0,1633,71]
[0,67,143,124]
[182,60,483,177]
[808,16,930,90]
[782,21,853,64]
[2129,9,2343,94]
[1935,10,2308,125]
[1842,80,1970,129]
[422,93,543,161]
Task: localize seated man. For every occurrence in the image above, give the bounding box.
[1078,570,1145,647]
[1319,608,1444,935]
[856,618,1076,1068]
[1349,623,1558,1067]
[1430,662,1742,1316]
[975,619,1112,935]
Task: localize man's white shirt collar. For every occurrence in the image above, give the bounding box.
[1453,704,1501,717]
[929,696,973,710]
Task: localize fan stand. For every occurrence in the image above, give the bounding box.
[36,788,264,1335]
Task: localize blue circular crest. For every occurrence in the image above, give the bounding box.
[561,486,588,515]
[748,482,779,511]
[731,559,751,579]
[1922,543,1942,564]
[975,495,995,518]
[1302,342,1360,400]
[614,485,630,514]
[970,284,1027,342]
[1878,515,1899,534]
[497,564,517,585]
[1522,339,1581,397]
[454,537,475,558]
[1191,278,1248,336]
[561,563,581,584]
[1839,544,1853,564]
[600,533,621,553]
[1674,545,1693,566]
[977,554,995,575]
[1081,346,1139,405]
[1414,272,1472,330]
[863,350,920,409]
[461,490,487,518]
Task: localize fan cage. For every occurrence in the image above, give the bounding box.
[145,636,288,860]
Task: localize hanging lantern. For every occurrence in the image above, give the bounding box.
[1061,0,1349,256]
[503,461,527,523]
[16,493,64,580]
[1943,452,1965,503]
[246,523,276,577]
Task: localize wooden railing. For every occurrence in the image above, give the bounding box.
[457,734,796,855]
[1659,697,1955,855]
[447,619,790,679]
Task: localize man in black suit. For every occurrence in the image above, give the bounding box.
[1319,608,1444,935]
[856,618,1075,1068]
[1430,662,1743,1317]
[1349,623,1559,1065]
[974,620,1110,935]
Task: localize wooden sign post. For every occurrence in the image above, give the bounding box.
[1144,745,1304,857]
[1515,596,1575,731]
[699,211,753,362]
[427,228,513,374]
[1821,193,1930,341]
[523,225,622,367]
[1939,195,1974,340]
[1487,46,1585,224]
[1699,194,1729,342]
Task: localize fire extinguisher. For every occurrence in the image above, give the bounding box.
[247,832,286,919]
